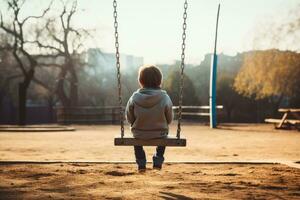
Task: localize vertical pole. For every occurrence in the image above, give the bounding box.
[209,54,218,128]
[209,3,220,128]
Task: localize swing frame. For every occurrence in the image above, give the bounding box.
[112,0,188,147]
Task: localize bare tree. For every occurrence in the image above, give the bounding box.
[0,0,51,125]
[33,0,89,107]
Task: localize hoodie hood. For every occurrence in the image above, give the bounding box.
[132,88,166,108]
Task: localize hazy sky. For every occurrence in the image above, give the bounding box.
[1,0,299,64]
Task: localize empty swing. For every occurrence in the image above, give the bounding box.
[113,0,187,147]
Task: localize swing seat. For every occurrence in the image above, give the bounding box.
[114,135,186,146]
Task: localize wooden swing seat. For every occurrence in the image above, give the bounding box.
[114,135,186,146]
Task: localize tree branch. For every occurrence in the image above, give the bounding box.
[27,40,64,54]
[0,12,21,39]
[45,20,64,45]
[34,53,64,59]
[21,0,53,25]
[32,77,51,91]
[11,21,27,76]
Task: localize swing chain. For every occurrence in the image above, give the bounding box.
[177,0,188,139]
[113,0,124,137]
[113,0,187,139]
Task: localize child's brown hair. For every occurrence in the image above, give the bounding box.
[138,65,162,88]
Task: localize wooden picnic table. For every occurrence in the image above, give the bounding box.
[265,108,300,130]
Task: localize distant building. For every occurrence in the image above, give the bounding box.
[86,48,144,74]
[200,53,244,75]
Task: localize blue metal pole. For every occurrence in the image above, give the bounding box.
[210,54,218,128]
[210,3,220,128]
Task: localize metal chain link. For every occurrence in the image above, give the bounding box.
[113,0,124,137]
[177,0,188,139]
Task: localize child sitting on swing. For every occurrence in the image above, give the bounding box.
[125,65,173,171]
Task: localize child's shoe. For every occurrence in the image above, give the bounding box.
[153,164,162,170]
[153,154,164,170]
[138,166,146,172]
[136,158,146,172]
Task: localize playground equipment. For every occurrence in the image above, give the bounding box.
[113,1,222,145]
[210,4,221,128]
[113,0,187,147]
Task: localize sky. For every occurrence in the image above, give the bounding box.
[1,0,299,64]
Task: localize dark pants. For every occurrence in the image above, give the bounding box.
[134,146,166,167]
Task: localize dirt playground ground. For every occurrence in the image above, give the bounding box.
[0,123,300,199]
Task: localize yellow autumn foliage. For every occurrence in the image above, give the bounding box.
[234,50,300,99]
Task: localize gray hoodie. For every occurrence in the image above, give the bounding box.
[126,88,173,139]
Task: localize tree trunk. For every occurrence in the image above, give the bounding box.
[18,70,34,125]
[69,67,78,107]
[47,95,55,123]
[57,68,70,107]
[56,64,79,107]
[18,82,27,125]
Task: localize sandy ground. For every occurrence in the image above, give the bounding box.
[1,123,300,199]
[1,163,300,200]
[0,123,299,162]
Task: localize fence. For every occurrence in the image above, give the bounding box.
[55,106,124,124]
[172,105,224,121]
